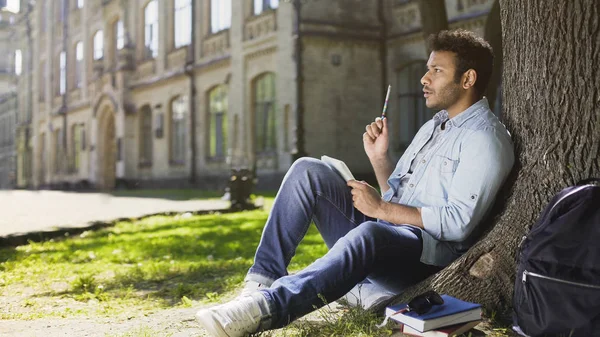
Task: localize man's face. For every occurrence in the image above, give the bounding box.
[421,51,463,111]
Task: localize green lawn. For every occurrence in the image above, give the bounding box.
[0,198,316,317]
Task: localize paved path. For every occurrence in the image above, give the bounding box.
[0,190,230,238]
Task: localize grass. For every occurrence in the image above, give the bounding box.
[0,191,514,336]
[0,194,329,323]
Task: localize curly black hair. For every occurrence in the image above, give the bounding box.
[427,29,494,97]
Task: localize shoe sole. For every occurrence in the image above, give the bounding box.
[196,309,231,337]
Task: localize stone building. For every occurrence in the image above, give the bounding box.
[8,0,499,190]
[0,6,19,189]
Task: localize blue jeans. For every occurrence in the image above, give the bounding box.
[246,158,441,329]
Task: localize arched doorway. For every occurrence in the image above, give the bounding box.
[97,107,116,190]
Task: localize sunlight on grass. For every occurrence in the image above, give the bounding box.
[0,196,327,320]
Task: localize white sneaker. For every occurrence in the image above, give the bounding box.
[239,280,269,297]
[196,293,271,337]
[338,282,395,310]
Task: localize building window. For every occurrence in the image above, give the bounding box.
[59,51,66,95]
[253,73,276,153]
[174,0,192,48]
[170,96,187,164]
[72,124,81,171]
[396,61,431,150]
[75,42,83,87]
[93,30,104,60]
[115,20,124,51]
[77,0,84,9]
[254,0,278,15]
[144,0,159,58]
[210,0,231,33]
[208,86,228,159]
[5,0,19,13]
[14,49,21,75]
[139,105,153,165]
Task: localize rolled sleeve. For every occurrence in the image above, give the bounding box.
[421,128,514,242]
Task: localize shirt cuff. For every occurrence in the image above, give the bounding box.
[420,206,442,240]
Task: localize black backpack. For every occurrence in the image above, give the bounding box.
[513,178,600,336]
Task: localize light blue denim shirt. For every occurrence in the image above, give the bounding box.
[382,98,515,266]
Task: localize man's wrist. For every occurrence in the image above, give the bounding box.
[369,153,390,165]
[376,200,389,220]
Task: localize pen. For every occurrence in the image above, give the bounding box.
[381,84,391,119]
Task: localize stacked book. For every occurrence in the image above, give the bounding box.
[383,295,482,337]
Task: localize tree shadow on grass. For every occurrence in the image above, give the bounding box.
[16,213,326,308]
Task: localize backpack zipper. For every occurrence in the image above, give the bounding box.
[522,270,600,289]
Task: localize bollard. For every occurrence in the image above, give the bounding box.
[229,168,255,210]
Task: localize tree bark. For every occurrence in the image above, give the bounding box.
[381,0,600,315]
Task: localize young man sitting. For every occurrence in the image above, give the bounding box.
[196,29,515,337]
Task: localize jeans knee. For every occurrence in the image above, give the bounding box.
[287,157,331,182]
[346,221,386,244]
[290,157,323,172]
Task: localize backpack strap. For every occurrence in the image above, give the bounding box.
[577,178,600,185]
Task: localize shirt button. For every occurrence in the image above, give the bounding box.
[410,184,414,188]
[443,161,447,166]
[421,160,426,163]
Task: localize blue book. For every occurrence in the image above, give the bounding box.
[383,295,482,332]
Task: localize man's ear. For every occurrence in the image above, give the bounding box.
[462,69,477,90]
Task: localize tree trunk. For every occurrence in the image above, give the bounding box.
[381,0,600,314]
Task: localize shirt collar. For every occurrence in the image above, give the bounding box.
[447,97,489,128]
[433,109,449,126]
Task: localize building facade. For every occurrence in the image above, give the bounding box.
[0,7,18,189]
[7,0,497,191]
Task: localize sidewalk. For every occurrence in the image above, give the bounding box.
[0,190,230,246]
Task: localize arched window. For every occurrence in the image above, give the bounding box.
[144,0,159,58]
[139,105,153,166]
[253,73,276,154]
[170,96,187,164]
[93,30,104,60]
[396,61,431,150]
[174,0,192,48]
[208,85,228,159]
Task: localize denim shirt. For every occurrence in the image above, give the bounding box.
[382,98,515,266]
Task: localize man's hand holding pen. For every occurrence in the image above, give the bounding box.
[363,117,389,161]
